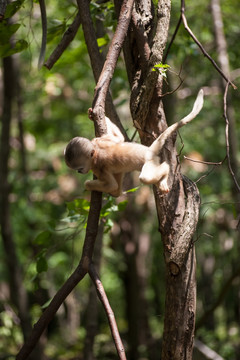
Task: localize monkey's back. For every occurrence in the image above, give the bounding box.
[93,139,149,173]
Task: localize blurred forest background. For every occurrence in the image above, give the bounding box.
[0,0,240,359]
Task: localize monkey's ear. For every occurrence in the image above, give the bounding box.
[91,149,95,157]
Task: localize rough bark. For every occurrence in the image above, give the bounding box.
[120,0,200,358]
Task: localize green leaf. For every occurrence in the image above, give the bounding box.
[117,200,128,211]
[0,39,28,58]
[5,0,25,19]
[125,186,140,193]
[34,231,52,246]
[66,198,90,216]
[152,63,170,77]
[0,23,21,44]
[104,218,114,233]
[97,36,109,48]
[47,19,67,43]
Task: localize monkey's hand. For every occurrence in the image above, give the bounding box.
[88,108,94,121]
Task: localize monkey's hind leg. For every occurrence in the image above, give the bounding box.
[139,160,170,193]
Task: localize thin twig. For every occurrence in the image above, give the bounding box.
[184,156,225,166]
[195,165,220,184]
[89,264,127,360]
[163,14,182,63]
[223,82,240,192]
[181,0,236,89]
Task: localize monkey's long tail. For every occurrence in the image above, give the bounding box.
[150,89,204,152]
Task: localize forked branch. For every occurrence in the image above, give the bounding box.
[164,0,236,89]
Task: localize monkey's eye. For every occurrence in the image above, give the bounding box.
[77,168,84,174]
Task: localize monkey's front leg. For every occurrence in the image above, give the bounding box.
[84,172,120,196]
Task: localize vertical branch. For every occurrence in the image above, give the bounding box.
[77,0,127,138]
[89,0,135,133]
[0,56,32,342]
[223,83,240,192]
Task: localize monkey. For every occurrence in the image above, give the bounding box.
[64,89,204,197]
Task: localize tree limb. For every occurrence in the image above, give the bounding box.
[77,0,127,138]
[89,264,127,360]
[89,0,135,134]
[16,190,102,360]
[45,12,81,70]
[223,82,240,192]
[181,0,236,89]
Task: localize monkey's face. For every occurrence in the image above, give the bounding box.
[64,137,94,174]
[66,154,92,174]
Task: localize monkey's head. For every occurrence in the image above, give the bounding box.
[64,137,94,174]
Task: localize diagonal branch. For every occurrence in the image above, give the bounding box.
[163,1,237,90]
[16,190,103,360]
[89,0,135,134]
[181,0,236,89]
[89,264,127,360]
[45,12,81,70]
[77,0,127,138]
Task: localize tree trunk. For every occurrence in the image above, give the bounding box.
[0,56,46,360]
[118,0,200,358]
